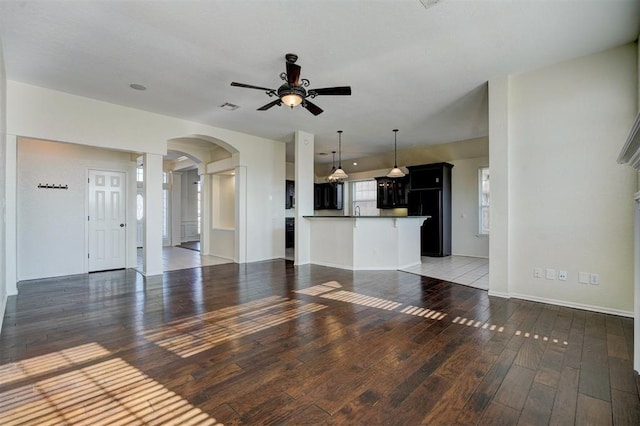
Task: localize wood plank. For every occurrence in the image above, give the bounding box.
[549,365,579,426]
[576,393,612,426]
[609,357,638,395]
[611,388,640,426]
[607,334,630,360]
[493,364,537,410]
[455,348,517,425]
[478,401,521,426]
[421,349,498,424]
[517,382,555,426]
[579,363,611,402]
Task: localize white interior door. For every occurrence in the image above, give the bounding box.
[89,170,127,271]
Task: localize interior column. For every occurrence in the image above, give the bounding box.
[488,76,511,297]
[143,153,163,276]
[294,130,314,265]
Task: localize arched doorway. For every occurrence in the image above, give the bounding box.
[164,136,243,266]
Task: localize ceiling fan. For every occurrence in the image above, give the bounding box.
[230,53,351,116]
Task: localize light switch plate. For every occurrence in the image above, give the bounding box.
[579,272,589,284]
[546,268,556,280]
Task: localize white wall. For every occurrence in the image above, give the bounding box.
[217,174,235,229]
[180,169,200,242]
[450,157,490,257]
[504,44,637,315]
[17,138,137,280]
[7,81,285,265]
[0,40,7,330]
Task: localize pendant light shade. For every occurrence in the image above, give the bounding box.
[331,130,348,182]
[326,151,337,183]
[387,129,405,178]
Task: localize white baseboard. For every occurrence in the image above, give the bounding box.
[488,291,633,318]
[451,253,489,259]
[487,290,510,299]
[0,292,7,335]
[310,260,354,271]
[398,261,422,270]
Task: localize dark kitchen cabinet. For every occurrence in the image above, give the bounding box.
[285,180,295,209]
[407,163,453,257]
[314,183,343,210]
[376,176,409,209]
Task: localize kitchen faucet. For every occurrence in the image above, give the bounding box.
[354,205,361,216]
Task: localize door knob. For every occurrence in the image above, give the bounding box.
[120,223,126,227]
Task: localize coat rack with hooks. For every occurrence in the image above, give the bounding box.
[37,183,69,190]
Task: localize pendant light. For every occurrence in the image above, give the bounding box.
[331,130,348,181]
[387,128,405,178]
[326,151,337,183]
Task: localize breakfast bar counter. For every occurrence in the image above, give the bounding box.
[303,215,429,270]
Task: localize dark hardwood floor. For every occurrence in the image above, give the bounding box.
[0,260,638,425]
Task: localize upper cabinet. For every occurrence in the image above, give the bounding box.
[285,180,295,209]
[408,162,453,190]
[314,183,343,210]
[376,176,409,209]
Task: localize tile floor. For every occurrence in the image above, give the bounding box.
[401,255,489,290]
[136,246,232,273]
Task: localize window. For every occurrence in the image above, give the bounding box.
[136,166,144,182]
[351,180,379,216]
[479,167,490,235]
[136,194,144,221]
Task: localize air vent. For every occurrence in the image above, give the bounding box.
[419,0,443,10]
[220,102,240,111]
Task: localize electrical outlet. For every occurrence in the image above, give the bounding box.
[545,268,556,280]
[590,273,599,285]
[558,270,568,281]
[579,272,590,284]
[533,268,542,278]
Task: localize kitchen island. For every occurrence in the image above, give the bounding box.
[304,215,429,270]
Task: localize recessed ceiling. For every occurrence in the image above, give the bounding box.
[0,1,637,163]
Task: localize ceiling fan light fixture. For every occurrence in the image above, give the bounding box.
[387,129,405,178]
[278,84,306,108]
[280,92,303,108]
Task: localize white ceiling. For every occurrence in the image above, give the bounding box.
[0,1,638,163]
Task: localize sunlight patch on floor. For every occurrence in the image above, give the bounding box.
[142,296,327,358]
[0,345,220,426]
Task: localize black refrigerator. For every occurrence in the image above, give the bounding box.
[407,163,453,257]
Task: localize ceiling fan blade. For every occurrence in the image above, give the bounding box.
[286,62,301,85]
[309,86,352,96]
[231,82,275,91]
[303,100,323,116]
[257,99,282,111]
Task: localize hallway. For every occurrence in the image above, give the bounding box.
[136,246,232,273]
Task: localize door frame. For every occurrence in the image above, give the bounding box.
[86,168,130,272]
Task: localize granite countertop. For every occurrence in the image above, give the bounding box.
[303,215,430,218]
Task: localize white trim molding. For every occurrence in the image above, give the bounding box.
[618,111,640,168]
